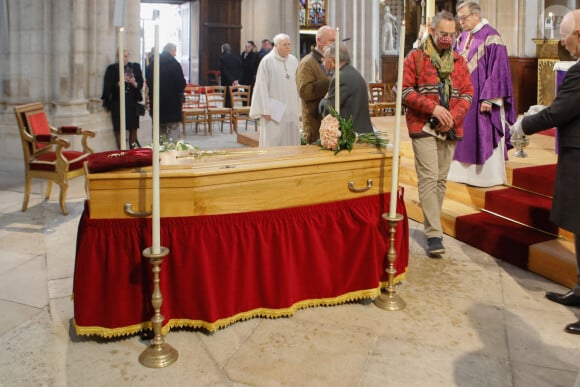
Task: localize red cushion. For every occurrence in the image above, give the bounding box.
[86,148,153,173]
[29,151,88,171]
[60,126,81,134]
[25,111,52,150]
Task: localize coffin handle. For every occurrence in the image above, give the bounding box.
[348,179,373,193]
[124,203,152,217]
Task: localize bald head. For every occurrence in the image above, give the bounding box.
[560,10,580,58]
[561,9,580,34]
[316,26,336,52]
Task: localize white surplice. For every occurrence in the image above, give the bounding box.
[250,48,301,147]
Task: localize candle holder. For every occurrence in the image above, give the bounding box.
[374,213,406,311]
[139,246,178,368]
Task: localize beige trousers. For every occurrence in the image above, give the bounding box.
[412,136,456,239]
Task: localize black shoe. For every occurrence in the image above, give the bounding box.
[427,237,445,256]
[546,290,580,307]
[565,321,580,334]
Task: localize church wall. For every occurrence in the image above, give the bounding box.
[0,0,142,160]
[241,0,299,56]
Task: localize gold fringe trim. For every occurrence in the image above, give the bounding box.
[74,272,406,338]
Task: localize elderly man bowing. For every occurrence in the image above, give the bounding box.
[250,33,301,147]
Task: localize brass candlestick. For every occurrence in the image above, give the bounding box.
[374,213,406,311]
[139,246,178,368]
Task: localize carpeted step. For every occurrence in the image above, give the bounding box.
[528,238,577,289]
[511,164,556,196]
[455,212,555,269]
[484,188,558,234]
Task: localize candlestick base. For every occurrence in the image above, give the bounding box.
[139,246,179,368]
[374,213,406,311]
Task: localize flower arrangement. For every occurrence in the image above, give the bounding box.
[319,105,389,154]
[158,136,198,152]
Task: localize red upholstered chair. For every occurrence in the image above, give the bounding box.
[13,102,95,215]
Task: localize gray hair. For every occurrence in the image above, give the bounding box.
[431,10,456,29]
[323,43,351,65]
[162,42,177,53]
[273,33,291,46]
[221,43,232,54]
[457,1,481,17]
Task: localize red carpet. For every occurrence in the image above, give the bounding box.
[538,127,556,136]
[511,164,556,197]
[454,164,558,268]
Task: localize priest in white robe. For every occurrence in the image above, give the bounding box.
[250,33,301,147]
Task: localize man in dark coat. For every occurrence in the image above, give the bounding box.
[318,43,373,134]
[512,9,580,335]
[239,40,258,88]
[219,43,241,107]
[146,42,186,139]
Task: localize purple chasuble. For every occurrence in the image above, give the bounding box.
[453,24,516,165]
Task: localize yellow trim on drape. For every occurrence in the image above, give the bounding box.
[73,273,406,338]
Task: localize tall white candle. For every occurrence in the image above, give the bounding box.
[152,22,161,254]
[335,28,340,115]
[389,21,406,218]
[118,27,126,150]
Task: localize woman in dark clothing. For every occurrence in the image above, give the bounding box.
[102,50,144,149]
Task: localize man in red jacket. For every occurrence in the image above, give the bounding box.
[402,10,474,256]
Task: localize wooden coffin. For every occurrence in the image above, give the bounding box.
[85,144,395,219]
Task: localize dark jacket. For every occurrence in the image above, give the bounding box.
[239,51,258,87]
[319,64,373,133]
[101,61,144,131]
[523,61,580,233]
[146,52,186,124]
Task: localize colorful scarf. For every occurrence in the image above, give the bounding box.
[421,35,454,108]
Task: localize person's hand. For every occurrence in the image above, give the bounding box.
[480,100,492,113]
[262,114,271,121]
[510,117,524,137]
[431,105,454,130]
[524,105,546,116]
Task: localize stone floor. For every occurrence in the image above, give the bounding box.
[1,119,580,386]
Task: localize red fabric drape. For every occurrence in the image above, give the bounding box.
[73,192,408,337]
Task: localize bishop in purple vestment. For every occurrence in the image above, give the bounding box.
[448,2,516,187]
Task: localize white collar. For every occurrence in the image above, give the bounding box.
[470,18,489,35]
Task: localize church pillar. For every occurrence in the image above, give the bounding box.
[328,0,381,83]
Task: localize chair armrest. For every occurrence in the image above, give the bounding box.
[34,133,70,148]
[56,126,96,154]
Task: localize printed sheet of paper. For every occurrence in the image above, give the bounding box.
[269,98,286,123]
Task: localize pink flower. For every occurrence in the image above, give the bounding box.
[319,115,341,150]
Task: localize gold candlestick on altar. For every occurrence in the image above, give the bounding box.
[374,214,406,310]
[374,18,406,312]
[139,246,178,368]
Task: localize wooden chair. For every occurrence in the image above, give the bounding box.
[14,102,95,215]
[205,86,232,135]
[182,85,208,135]
[368,82,396,117]
[229,85,255,133]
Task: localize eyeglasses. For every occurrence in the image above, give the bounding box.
[436,31,456,39]
[457,13,472,21]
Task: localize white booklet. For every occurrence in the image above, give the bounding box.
[269,98,286,123]
[422,121,447,141]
